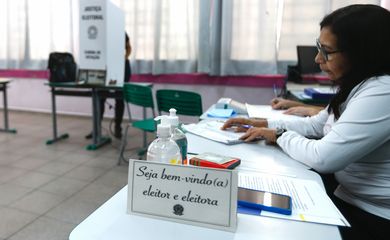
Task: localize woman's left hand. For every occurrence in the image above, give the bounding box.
[240,127,277,144]
[283,106,321,117]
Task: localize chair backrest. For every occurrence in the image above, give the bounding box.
[123,83,154,108]
[156,89,203,117]
[297,46,321,74]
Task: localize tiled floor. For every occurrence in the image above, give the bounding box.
[0,110,148,240]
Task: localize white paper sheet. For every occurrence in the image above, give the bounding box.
[238,171,350,227]
[313,87,337,94]
[183,120,245,145]
[245,104,302,120]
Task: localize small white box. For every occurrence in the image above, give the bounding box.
[215,98,247,114]
[215,98,232,109]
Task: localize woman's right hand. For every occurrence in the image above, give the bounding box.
[221,118,267,131]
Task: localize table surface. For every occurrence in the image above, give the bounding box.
[46,81,152,90]
[187,132,310,171]
[45,81,123,90]
[0,78,11,84]
[196,105,309,171]
[69,132,341,240]
[69,177,340,240]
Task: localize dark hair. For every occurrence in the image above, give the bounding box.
[320,5,390,118]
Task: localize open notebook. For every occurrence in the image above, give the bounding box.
[183,120,245,145]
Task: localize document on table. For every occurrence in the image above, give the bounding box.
[245,104,302,120]
[238,171,350,227]
[183,120,245,145]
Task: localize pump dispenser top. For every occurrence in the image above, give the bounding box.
[154,115,171,138]
[168,108,179,127]
[167,108,188,164]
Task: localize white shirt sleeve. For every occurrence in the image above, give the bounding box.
[274,81,390,173]
[268,109,329,138]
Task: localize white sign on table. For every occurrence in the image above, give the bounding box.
[127,160,238,232]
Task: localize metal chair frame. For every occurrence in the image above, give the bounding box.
[118,83,156,165]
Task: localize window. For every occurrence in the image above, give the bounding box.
[0,0,382,73]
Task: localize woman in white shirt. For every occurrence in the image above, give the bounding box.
[223,4,390,240]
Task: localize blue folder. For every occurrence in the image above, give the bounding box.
[207,108,236,118]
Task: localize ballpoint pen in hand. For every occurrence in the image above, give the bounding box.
[273,84,278,98]
[230,124,252,129]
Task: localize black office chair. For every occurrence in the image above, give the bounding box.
[286,46,321,83]
[297,46,321,74]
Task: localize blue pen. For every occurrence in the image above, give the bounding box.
[231,124,252,129]
[232,124,253,129]
[273,84,278,98]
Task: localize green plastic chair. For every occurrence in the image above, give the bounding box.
[156,89,203,117]
[118,83,156,165]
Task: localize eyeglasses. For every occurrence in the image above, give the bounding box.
[316,38,342,61]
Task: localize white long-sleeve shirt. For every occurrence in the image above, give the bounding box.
[268,76,390,219]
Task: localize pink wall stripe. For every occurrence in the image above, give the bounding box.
[0,69,328,87]
[131,73,287,87]
[0,69,50,79]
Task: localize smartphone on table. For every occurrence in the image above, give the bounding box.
[237,187,292,215]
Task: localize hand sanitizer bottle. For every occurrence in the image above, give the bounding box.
[146,115,182,164]
[167,108,188,165]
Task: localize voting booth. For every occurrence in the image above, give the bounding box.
[78,0,125,85]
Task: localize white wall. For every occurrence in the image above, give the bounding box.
[4,79,275,120]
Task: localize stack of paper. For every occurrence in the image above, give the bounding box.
[183,120,245,145]
[238,171,350,227]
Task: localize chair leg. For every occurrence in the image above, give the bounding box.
[135,131,148,159]
[117,124,130,165]
[142,131,148,149]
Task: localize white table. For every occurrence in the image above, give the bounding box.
[187,132,310,171]
[69,166,341,240]
[69,133,341,239]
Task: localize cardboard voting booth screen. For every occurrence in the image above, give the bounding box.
[128,160,238,232]
[79,0,124,85]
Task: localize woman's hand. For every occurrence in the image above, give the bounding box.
[221,118,267,132]
[283,106,321,117]
[240,127,277,144]
[270,98,304,109]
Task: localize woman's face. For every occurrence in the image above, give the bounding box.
[315,26,350,81]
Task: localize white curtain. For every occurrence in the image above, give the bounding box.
[217,0,281,75]
[124,0,200,74]
[0,0,74,69]
[0,0,382,74]
[117,0,380,75]
[0,0,27,68]
[278,0,380,62]
[120,0,281,75]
